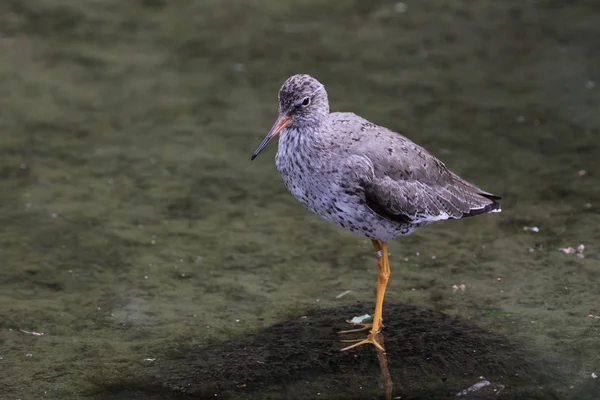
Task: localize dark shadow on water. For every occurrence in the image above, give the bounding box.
[90,303,564,400]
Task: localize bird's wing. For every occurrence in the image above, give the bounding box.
[336,115,501,224]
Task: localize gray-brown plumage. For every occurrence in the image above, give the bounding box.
[251,74,501,352]
[252,74,501,241]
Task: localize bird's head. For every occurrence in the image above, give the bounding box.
[251,74,329,160]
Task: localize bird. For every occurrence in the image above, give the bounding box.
[250,74,501,352]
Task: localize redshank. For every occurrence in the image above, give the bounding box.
[251,74,501,352]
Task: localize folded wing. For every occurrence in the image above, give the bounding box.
[349,124,501,225]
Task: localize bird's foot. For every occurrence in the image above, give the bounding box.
[338,319,383,334]
[340,331,385,352]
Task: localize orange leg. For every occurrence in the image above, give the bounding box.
[339,240,385,334]
[340,240,390,352]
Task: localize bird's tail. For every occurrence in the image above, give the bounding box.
[449,172,502,218]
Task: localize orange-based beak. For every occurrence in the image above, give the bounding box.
[251,114,291,160]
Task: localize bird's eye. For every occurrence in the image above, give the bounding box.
[301,97,310,106]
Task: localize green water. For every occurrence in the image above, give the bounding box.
[1,1,599,399]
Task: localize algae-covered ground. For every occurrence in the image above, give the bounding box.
[0,0,599,399]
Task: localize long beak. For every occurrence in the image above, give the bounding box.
[251,114,291,160]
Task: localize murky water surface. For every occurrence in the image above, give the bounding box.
[1,1,599,399]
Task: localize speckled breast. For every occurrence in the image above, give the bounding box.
[276,154,418,242]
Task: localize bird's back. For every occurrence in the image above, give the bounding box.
[326,112,501,225]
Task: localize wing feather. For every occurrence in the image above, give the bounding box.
[338,116,501,224]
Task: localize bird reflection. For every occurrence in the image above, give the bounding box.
[373,332,393,400]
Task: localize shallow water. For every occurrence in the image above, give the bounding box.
[1,0,599,399]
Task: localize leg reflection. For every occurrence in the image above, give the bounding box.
[374,332,393,400]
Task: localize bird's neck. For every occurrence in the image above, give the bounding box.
[276,120,330,171]
[278,122,327,155]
